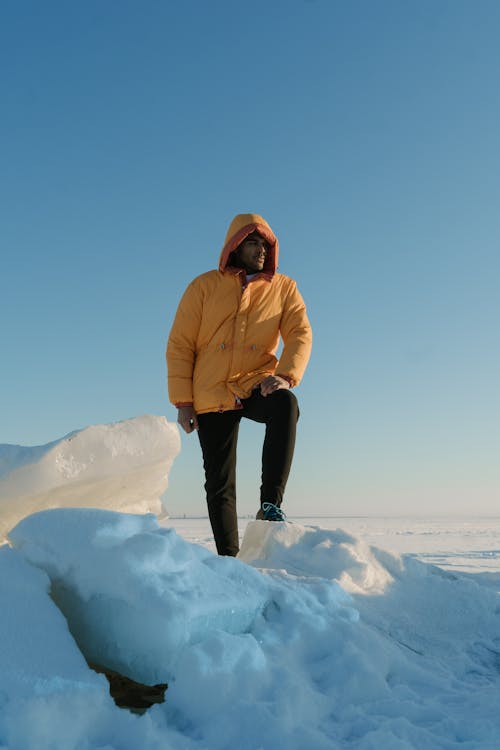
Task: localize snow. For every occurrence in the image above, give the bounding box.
[1,415,500,749]
[9,509,267,686]
[0,415,179,541]
[239,521,393,594]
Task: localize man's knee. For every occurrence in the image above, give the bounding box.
[270,388,300,420]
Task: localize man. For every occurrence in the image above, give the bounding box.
[166,213,312,556]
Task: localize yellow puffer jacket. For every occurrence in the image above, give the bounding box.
[166,213,312,414]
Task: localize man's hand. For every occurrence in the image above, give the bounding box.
[259,375,290,397]
[177,405,199,434]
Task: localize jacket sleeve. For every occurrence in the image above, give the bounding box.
[166,280,203,406]
[276,280,312,386]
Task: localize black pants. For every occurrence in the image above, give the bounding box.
[197,388,299,556]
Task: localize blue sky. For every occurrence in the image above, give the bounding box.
[2,0,499,516]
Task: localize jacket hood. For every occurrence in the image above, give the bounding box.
[219,213,279,276]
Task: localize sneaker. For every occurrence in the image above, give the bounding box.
[256,502,287,522]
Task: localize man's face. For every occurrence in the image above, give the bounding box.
[235,232,269,273]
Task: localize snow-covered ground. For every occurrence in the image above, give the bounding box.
[1,416,500,749]
[165,514,500,577]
